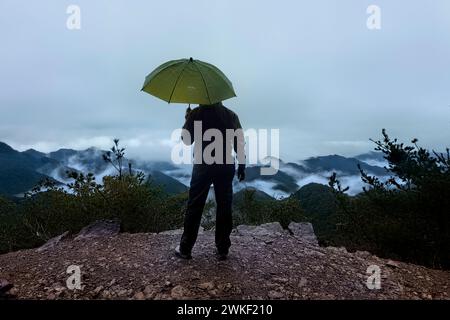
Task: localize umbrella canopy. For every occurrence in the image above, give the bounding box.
[141,58,236,105]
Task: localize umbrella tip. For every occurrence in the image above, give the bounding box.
[189,57,193,62]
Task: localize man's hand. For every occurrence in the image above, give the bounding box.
[237,164,245,182]
[185,106,192,120]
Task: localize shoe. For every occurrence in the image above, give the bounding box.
[175,245,192,260]
[215,248,228,261]
[217,253,227,261]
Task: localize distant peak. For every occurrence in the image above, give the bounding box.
[0,141,15,153]
[52,148,76,153]
[261,156,283,164]
[86,146,100,151]
[23,148,46,157]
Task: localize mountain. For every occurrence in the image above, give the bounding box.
[0,142,14,154]
[0,142,191,197]
[301,154,387,176]
[46,148,185,192]
[355,151,388,167]
[292,183,340,243]
[244,165,299,194]
[0,142,56,197]
[22,149,47,159]
[233,187,274,205]
[232,154,389,197]
[48,147,109,173]
[135,160,180,173]
[47,148,189,195]
[0,141,391,198]
[147,170,188,195]
[47,148,78,161]
[293,183,336,218]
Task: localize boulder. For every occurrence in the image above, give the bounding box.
[36,231,69,252]
[260,222,285,233]
[160,226,203,236]
[159,229,183,235]
[74,220,120,241]
[386,260,401,268]
[287,222,318,246]
[234,222,286,237]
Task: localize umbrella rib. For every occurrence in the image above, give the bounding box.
[141,60,182,91]
[193,62,212,105]
[168,63,189,103]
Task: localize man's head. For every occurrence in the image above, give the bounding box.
[199,101,223,108]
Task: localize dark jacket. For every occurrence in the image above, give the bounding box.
[182,102,245,165]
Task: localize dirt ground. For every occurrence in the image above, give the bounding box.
[0,227,449,300]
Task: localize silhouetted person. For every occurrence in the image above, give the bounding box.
[175,101,245,260]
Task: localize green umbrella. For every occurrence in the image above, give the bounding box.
[141,57,236,105]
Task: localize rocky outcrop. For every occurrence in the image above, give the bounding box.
[233,222,286,237]
[74,220,120,241]
[34,221,120,254]
[287,222,319,246]
[159,226,204,236]
[0,222,448,300]
[36,231,69,253]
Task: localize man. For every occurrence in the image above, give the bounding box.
[175,101,246,261]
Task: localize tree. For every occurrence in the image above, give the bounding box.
[329,130,450,269]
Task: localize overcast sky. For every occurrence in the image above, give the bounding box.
[1,0,449,161]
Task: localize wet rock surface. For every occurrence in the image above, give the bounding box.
[36,231,70,253]
[0,223,448,300]
[287,222,319,246]
[74,220,121,241]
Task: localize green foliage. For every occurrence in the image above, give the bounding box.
[200,200,217,230]
[102,138,129,179]
[0,138,309,255]
[0,196,15,216]
[293,183,338,245]
[328,130,450,269]
[0,140,186,254]
[234,189,305,228]
[0,196,44,253]
[146,171,189,195]
[99,175,185,232]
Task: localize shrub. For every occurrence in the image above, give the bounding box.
[0,140,187,254]
[328,130,450,269]
[234,189,305,228]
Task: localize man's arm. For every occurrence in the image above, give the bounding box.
[233,114,246,164]
[233,114,246,181]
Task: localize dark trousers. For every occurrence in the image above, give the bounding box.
[180,164,235,255]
